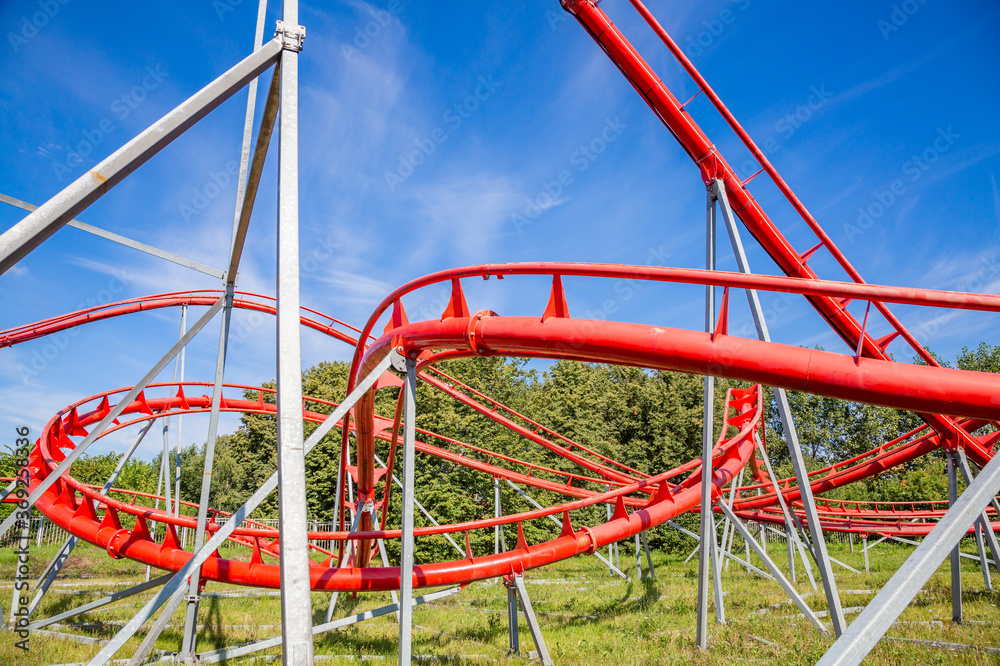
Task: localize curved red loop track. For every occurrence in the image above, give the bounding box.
[4,267,998,591]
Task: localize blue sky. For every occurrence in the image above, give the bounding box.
[1,0,998,459]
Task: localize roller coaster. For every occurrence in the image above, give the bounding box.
[1,1,998,665]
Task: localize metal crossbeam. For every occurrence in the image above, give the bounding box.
[817,436,1000,665]
[29,575,173,631]
[0,193,223,278]
[0,40,282,276]
[717,500,828,634]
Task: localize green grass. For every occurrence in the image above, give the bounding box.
[2,536,999,664]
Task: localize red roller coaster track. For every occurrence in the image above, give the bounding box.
[3,0,998,603]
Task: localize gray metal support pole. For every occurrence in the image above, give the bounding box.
[697,186,724,650]
[636,534,642,578]
[863,537,869,574]
[816,436,1000,666]
[956,449,1000,580]
[174,304,187,517]
[511,573,554,666]
[494,476,505,554]
[146,449,168,582]
[507,581,519,656]
[275,6,312,664]
[606,485,616,576]
[849,533,854,553]
[755,435,816,590]
[181,288,236,660]
[0,41,281,276]
[398,358,417,664]
[715,180,843,634]
[87,354,395,666]
[230,0,269,246]
[787,526,797,583]
[717,501,828,634]
[948,452,963,624]
[642,533,655,577]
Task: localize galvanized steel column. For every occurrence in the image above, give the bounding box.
[275,3,313,663]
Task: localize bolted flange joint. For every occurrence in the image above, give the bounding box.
[276,20,306,51]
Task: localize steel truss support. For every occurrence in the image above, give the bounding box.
[817,446,1000,665]
[86,352,397,666]
[696,183,726,648]
[0,296,225,540]
[398,357,418,664]
[28,417,157,619]
[713,180,846,635]
[0,193,223,278]
[180,13,278,649]
[754,434,817,590]
[0,39,281,276]
[505,573,554,666]
[180,287,235,661]
[494,476,505,554]
[956,449,1000,587]
[274,2,312,663]
[29,574,174,631]
[947,452,963,624]
[716,501,828,634]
